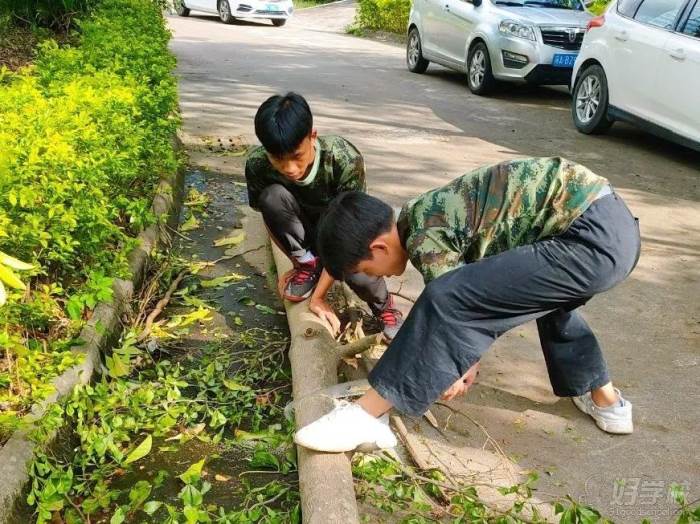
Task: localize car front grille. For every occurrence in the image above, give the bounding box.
[540,28,585,50]
[255,9,285,14]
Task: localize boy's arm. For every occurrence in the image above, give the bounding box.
[335,139,367,193]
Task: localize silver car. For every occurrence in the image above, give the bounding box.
[407,0,593,94]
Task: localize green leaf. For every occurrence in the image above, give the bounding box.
[237,296,255,306]
[129,480,152,508]
[179,458,206,484]
[249,449,280,470]
[180,484,203,506]
[143,500,163,515]
[213,231,245,247]
[255,304,278,315]
[223,379,251,392]
[671,483,687,505]
[200,273,246,288]
[110,506,127,524]
[124,435,152,465]
[183,504,201,524]
[181,214,200,232]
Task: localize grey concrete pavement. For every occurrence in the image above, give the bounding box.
[169,5,699,521]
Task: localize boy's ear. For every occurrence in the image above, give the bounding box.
[310,129,318,140]
[368,238,389,255]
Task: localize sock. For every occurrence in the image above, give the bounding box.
[296,250,315,264]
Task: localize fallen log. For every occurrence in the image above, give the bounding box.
[270,243,361,524]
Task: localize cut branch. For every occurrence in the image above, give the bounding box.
[137,269,188,343]
[335,333,382,359]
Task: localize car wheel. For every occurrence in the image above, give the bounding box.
[272,18,286,26]
[572,64,614,134]
[406,27,429,74]
[218,0,235,23]
[467,42,497,96]
[175,0,190,16]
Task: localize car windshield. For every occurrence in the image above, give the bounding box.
[494,0,583,9]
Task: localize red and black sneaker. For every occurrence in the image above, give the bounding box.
[377,297,404,340]
[283,257,322,302]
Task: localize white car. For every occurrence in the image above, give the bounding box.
[407,0,593,95]
[174,0,293,26]
[571,0,700,150]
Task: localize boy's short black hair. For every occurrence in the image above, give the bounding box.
[254,92,313,158]
[317,191,394,280]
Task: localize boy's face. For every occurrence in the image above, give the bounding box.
[353,226,409,278]
[266,130,317,182]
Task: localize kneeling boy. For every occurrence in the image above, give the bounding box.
[246,92,403,338]
[295,157,641,453]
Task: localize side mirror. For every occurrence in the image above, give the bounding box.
[472,0,482,6]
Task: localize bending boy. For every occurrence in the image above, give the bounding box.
[246,92,403,338]
[295,157,641,453]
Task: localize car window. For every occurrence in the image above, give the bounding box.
[682,1,700,36]
[633,0,686,28]
[617,0,644,17]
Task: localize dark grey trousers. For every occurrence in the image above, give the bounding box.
[257,184,389,313]
[369,192,641,416]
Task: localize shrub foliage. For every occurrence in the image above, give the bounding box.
[0,0,179,433]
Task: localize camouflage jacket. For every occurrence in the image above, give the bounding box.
[397,157,609,283]
[245,135,366,217]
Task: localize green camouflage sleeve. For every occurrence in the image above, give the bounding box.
[406,228,465,283]
[332,137,367,193]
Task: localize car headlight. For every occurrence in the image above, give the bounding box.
[499,20,536,41]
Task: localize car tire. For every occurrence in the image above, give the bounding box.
[218,0,235,23]
[175,0,190,16]
[272,18,287,26]
[406,27,429,74]
[467,42,497,95]
[572,64,614,135]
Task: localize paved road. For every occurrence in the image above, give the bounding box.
[169,5,699,521]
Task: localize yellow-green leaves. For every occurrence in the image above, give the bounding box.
[178,458,205,485]
[124,435,152,465]
[213,231,245,248]
[0,250,34,306]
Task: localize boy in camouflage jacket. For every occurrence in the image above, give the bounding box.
[245,92,403,339]
[294,157,641,453]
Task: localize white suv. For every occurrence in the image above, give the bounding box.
[406,0,592,95]
[571,0,700,150]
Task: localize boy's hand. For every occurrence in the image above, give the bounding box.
[441,362,480,401]
[309,297,341,335]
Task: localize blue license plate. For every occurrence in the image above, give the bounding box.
[266,3,276,10]
[552,53,577,68]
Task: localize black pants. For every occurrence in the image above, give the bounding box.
[257,184,389,313]
[369,192,641,416]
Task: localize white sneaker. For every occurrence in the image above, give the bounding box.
[294,401,398,452]
[572,388,633,434]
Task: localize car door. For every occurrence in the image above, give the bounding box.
[421,0,453,59]
[186,0,210,11]
[442,0,479,66]
[605,0,687,121]
[654,0,700,141]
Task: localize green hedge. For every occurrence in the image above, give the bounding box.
[355,0,411,34]
[0,0,99,30]
[0,0,179,430]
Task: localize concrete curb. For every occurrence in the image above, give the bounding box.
[0,137,186,523]
[270,244,361,524]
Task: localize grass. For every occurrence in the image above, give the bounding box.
[294,0,338,10]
